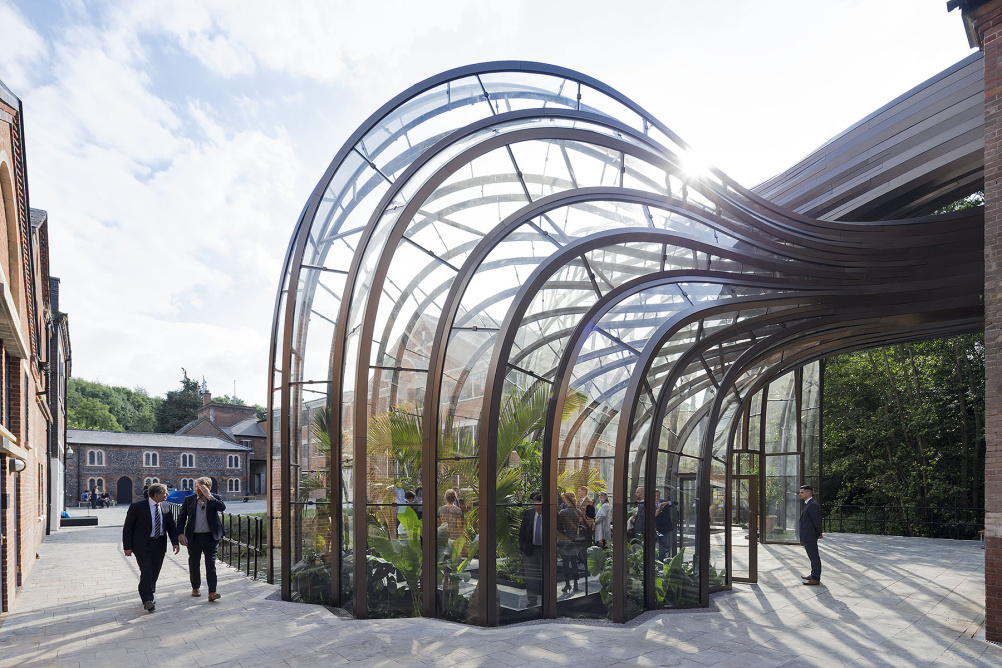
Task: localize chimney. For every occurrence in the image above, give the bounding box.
[203,392,211,407]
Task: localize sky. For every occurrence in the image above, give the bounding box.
[0,0,976,407]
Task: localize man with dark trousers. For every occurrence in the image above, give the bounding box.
[798,485,824,585]
[518,492,544,607]
[123,482,179,612]
[178,476,226,601]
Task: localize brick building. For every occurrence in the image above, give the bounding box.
[66,429,251,504]
[0,78,64,613]
[178,391,266,495]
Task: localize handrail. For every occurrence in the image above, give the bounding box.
[163,503,265,580]
[822,504,983,540]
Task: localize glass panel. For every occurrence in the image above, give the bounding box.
[764,371,797,454]
[765,454,800,542]
[499,502,541,624]
[802,362,822,496]
[364,368,423,618]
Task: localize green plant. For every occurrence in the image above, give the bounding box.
[366,506,424,615]
[290,549,332,604]
[586,544,706,618]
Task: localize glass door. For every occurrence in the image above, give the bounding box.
[730,474,757,582]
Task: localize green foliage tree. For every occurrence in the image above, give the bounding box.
[155,369,203,433]
[822,334,985,511]
[67,378,160,432]
[68,396,122,431]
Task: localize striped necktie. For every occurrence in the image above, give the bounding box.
[154,503,162,537]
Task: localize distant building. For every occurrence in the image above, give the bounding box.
[66,429,251,504]
[178,391,266,495]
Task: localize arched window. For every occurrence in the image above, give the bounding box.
[181,478,195,491]
[227,478,240,492]
[143,477,160,487]
[87,478,104,492]
[143,451,159,467]
[227,454,240,468]
[180,452,195,468]
[87,450,105,466]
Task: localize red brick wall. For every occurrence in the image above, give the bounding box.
[970,0,1002,643]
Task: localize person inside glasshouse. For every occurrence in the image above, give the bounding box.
[518,492,544,607]
[655,489,678,560]
[557,491,590,592]
[438,489,464,540]
[578,486,596,524]
[798,485,824,585]
[594,491,612,548]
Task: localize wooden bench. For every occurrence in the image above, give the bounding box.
[60,516,98,527]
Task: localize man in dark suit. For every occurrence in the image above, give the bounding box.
[123,482,180,612]
[518,491,543,607]
[178,476,226,601]
[798,485,824,585]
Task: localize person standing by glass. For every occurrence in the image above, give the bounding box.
[178,476,226,601]
[594,492,611,548]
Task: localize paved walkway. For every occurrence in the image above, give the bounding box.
[0,508,999,667]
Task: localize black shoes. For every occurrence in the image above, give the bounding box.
[143,600,155,612]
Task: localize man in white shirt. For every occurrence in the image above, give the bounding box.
[178,476,226,601]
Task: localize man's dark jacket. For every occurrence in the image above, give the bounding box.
[177,493,227,541]
[123,498,179,551]
[519,507,540,555]
[799,497,823,542]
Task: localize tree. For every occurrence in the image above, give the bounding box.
[822,334,985,512]
[68,378,161,432]
[155,370,203,433]
[68,397,122,431]
[211,394,246,406]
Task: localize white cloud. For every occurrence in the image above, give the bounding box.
[0,1,47,91]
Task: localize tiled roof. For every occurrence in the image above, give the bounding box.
[225,417,266,438]
[67,429,251,451]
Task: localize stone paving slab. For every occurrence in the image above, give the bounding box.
[0,507,1000,667]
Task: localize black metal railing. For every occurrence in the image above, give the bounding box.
[219,512,266,580]
[822,505,983,540]
[164,503,266,580]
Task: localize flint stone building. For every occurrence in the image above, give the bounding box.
[66,429,251,505]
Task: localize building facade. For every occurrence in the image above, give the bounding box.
[0,78,61,613]
[66,429,251,505]
[47,275,70,532]
[177,392,266,496]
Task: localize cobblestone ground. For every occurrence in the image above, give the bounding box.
[0,508,999,667]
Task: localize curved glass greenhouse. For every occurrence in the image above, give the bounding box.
[267,62,983,625]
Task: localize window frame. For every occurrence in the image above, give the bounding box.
[143,451,159,468]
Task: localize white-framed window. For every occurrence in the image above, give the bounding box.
[227,454,240,468]
[87,477,104,492]
[143,477,159,487]
[87,449,105,466]
[180,452,195,468]
[227,478,240,492]
[143,451,159,467]
[181,478,195,491]
[240,439,252,448]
